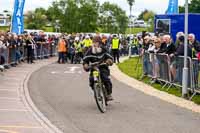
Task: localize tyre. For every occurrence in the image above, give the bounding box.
[94,83,106,113]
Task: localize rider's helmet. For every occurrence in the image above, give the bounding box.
[93,35,101,44]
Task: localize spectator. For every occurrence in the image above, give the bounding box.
[174,36,192,57]
[13,35,21,64]
[57,37,67,64]
[170,35,192,82]
[188,33,200,58]
[26,34,35,64]
[151,38,162,83]
[111,35,120,63]
[175,32,184,48]
[162,35,176,55]
[142,35,152,76]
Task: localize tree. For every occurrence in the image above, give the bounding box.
[25,0,128,33]
[138,9,155,21]
[127,0,135,16]
[77,0,100,32]
[99,2,128,33]
[25,8,47,29]
[179,0,200,13]
[46,0,100,33]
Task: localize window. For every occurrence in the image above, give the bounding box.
[156,19,171,34]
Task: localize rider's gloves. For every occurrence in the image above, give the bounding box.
[105,59,113,66]
[83,64,90,72]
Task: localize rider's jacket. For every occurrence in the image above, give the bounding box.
[83,46,113,70]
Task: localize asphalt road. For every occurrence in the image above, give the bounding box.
[28,63,200,133]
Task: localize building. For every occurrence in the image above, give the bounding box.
[0,10,11,27]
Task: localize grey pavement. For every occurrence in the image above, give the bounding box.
[0,58,58,133]
[28,63,200,133]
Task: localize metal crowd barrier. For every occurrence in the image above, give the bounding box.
[190,58,200,100]
[0,42,57,70]
[35,43,57,59]
[141,53,198,99]
[170,56,193,90]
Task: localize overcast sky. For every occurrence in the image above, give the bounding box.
[0,0,185,16]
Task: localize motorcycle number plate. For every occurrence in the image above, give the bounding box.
[93,71,99,77]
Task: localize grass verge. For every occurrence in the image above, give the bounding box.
[126,27,148,34]
[118,57,200,105]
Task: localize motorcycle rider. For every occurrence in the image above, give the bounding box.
[83,36,114,101]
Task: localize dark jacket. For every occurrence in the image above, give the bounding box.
[175,43,192,58]
[165,43,176,55]
[190,40,200,58]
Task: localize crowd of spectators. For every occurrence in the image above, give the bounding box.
[0,31,59,71]
[140,31,200,85]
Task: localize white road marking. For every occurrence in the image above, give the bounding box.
[0,129,18,133]
[64,71,74,74]
[64,66,80,74]
[51,66,82,74]
[0,126,42,129]
[0,97,20,101]
[51,71,59,74]
[0,109,29,112]
[0,89,17,92]
[78,71,82,74]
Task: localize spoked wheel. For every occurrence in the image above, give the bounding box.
[94,83,107,113]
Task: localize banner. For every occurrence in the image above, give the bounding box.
[11,0,25,35]
[166,0,178,14]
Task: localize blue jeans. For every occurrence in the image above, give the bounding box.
[15,50,21,62]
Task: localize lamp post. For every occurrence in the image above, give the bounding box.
[55,19,60,33]
[182,0,189,98]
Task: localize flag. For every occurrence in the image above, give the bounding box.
[11,0,26,35]
[166,0,179,14]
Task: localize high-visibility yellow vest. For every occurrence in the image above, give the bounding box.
[74,42,83,52]
[133,39,138,45]
[192,47,196,58]
[83,39,92,47]
[112,39,120,49]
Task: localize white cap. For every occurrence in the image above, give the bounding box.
[86,35,90,39]
[75,37,79,41]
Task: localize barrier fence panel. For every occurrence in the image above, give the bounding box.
[155,54,172,88]
[9,47,16,65]
[142,52,153,77]
[170,56,193,90]
[51,43,57,56]
[4,48,9,66]
[0,47,3,66]
[190,58,200,100]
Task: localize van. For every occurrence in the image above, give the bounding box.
[134,20,146,28]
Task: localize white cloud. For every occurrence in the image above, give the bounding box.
[0,0,186,16]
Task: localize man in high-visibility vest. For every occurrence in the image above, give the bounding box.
[111,35,120,63]
[82,35,92,53]
[131,37,139,55]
